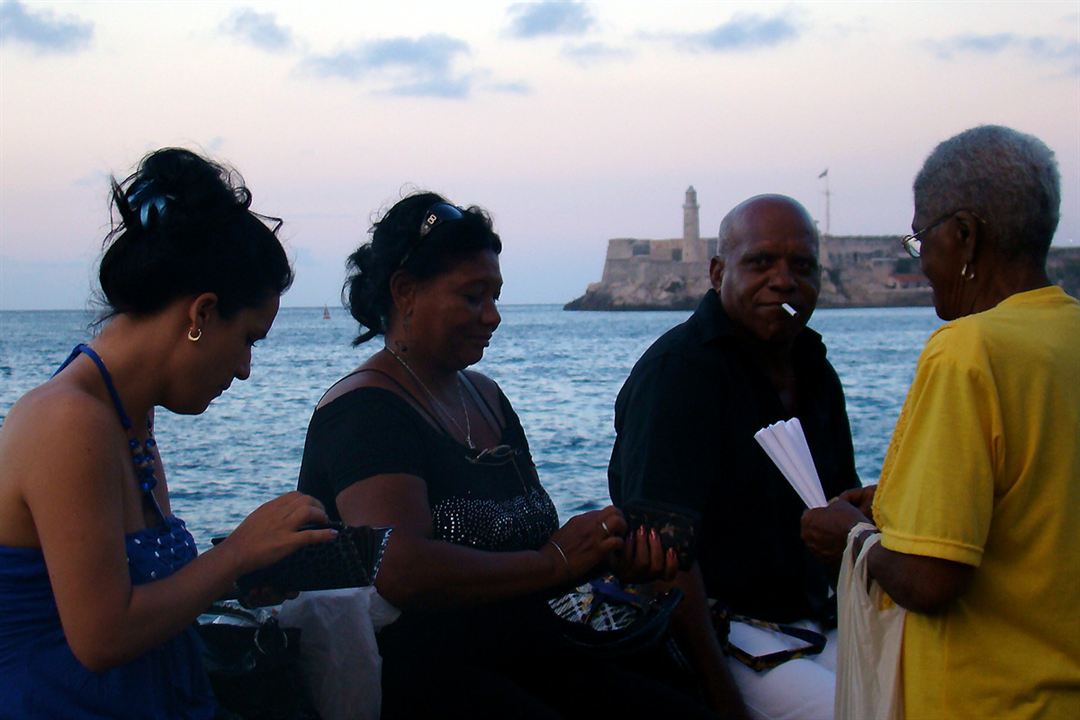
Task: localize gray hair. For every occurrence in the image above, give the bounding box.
[914,125,1060,261]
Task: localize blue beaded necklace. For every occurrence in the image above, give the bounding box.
[54,343,167,524]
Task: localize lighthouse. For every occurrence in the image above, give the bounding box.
[682,185,707,263]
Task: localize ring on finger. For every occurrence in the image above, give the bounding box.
[600,519,611,536]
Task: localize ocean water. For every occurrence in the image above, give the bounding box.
[0,305,940,549]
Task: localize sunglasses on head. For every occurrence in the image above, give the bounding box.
[398,202,466,269]
[419,202,464,237]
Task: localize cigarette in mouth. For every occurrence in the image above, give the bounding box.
[781,303,797,317]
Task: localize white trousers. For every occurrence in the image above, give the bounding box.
[726,620,838,720]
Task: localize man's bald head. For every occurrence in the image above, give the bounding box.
[710,194,821,347]
[717,195,819,260]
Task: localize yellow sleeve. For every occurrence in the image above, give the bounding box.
[872,325,999,567]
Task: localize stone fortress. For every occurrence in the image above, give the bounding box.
[564,187,1080,310]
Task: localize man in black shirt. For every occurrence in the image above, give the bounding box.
[609,194,859,719]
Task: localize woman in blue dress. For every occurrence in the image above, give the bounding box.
[0,148,336,718]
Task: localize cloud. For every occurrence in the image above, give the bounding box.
[933,32,1080,76]
[0,0,92,53]
[220,8,294,52]
[682,12,799,52]
[304,34,473,97]
[382,76,473,99]
[562,41,632,66]
[306,34,468,80]
[484,80,531,94]
[506,1,595,38]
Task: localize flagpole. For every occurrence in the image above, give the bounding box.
[818,168,831,236]
[825,172,831,236]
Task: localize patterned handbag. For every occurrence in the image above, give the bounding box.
[548,575,683,659]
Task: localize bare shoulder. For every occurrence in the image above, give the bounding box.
[318,351,425,409]
[460,370,507,428]
[2,381,116,449]
[316,364,397,409]
[461,369,502,403]
[0,382,121,545]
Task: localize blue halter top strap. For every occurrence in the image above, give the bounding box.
[55,343,133,428]
[54,343,167,524]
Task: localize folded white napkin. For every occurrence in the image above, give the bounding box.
[753,418,828,508]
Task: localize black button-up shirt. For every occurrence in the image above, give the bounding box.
[609,290,859,623]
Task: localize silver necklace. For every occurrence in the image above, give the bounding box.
[385,346,474,449]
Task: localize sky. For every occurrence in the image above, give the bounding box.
[1,0,1078,310]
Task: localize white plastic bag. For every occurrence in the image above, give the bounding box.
[277,587,401,720]
[835,522,905,720]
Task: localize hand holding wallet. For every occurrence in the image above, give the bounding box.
[622,500,700,571]
[212,523,392,594]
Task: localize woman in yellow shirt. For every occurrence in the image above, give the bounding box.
[801,125,1080,719]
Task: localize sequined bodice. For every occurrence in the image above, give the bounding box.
[299,384,560,551]
[126,515,199,584]
[432,483,558,552]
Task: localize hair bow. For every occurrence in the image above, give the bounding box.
[126,181,176,231]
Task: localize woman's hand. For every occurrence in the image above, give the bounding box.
[801,499,870,564]
[610,525,679,583]
[219,492,336,577]
[543,506,626,581]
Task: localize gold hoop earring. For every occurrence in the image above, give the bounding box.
[187,327,203,342]
[960,263,975,281]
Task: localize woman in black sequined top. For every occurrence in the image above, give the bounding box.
[297,193,713,719]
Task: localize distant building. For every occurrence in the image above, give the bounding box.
[565,187,715,310]
[565,188,1080,310]
[565,189,1080,311]
[565,190,921,310]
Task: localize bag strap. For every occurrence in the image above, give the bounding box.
[711,606,827,672]
[588,577,650,607]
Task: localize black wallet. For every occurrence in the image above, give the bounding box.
[212,523,392,594]
[622,500,701,571]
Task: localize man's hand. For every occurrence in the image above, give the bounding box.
[837,484,877,522]
[801,499,870,564]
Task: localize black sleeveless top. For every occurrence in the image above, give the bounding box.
[297,377,564,667]
[297,379,558,552]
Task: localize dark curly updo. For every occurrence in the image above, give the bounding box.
[344,191,502,346]
[98,148,293,320]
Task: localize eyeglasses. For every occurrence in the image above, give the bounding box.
[901,210,985,258]
[398,202,466,269]
[465,444,518,466]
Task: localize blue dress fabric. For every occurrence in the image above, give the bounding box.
[0,515,216,719]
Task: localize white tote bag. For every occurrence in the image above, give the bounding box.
[835,522,905,720]
[277,587,401,720]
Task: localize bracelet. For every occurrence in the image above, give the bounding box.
[547,539,572,579]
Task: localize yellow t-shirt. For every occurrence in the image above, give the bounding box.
[873,285,1080,720]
